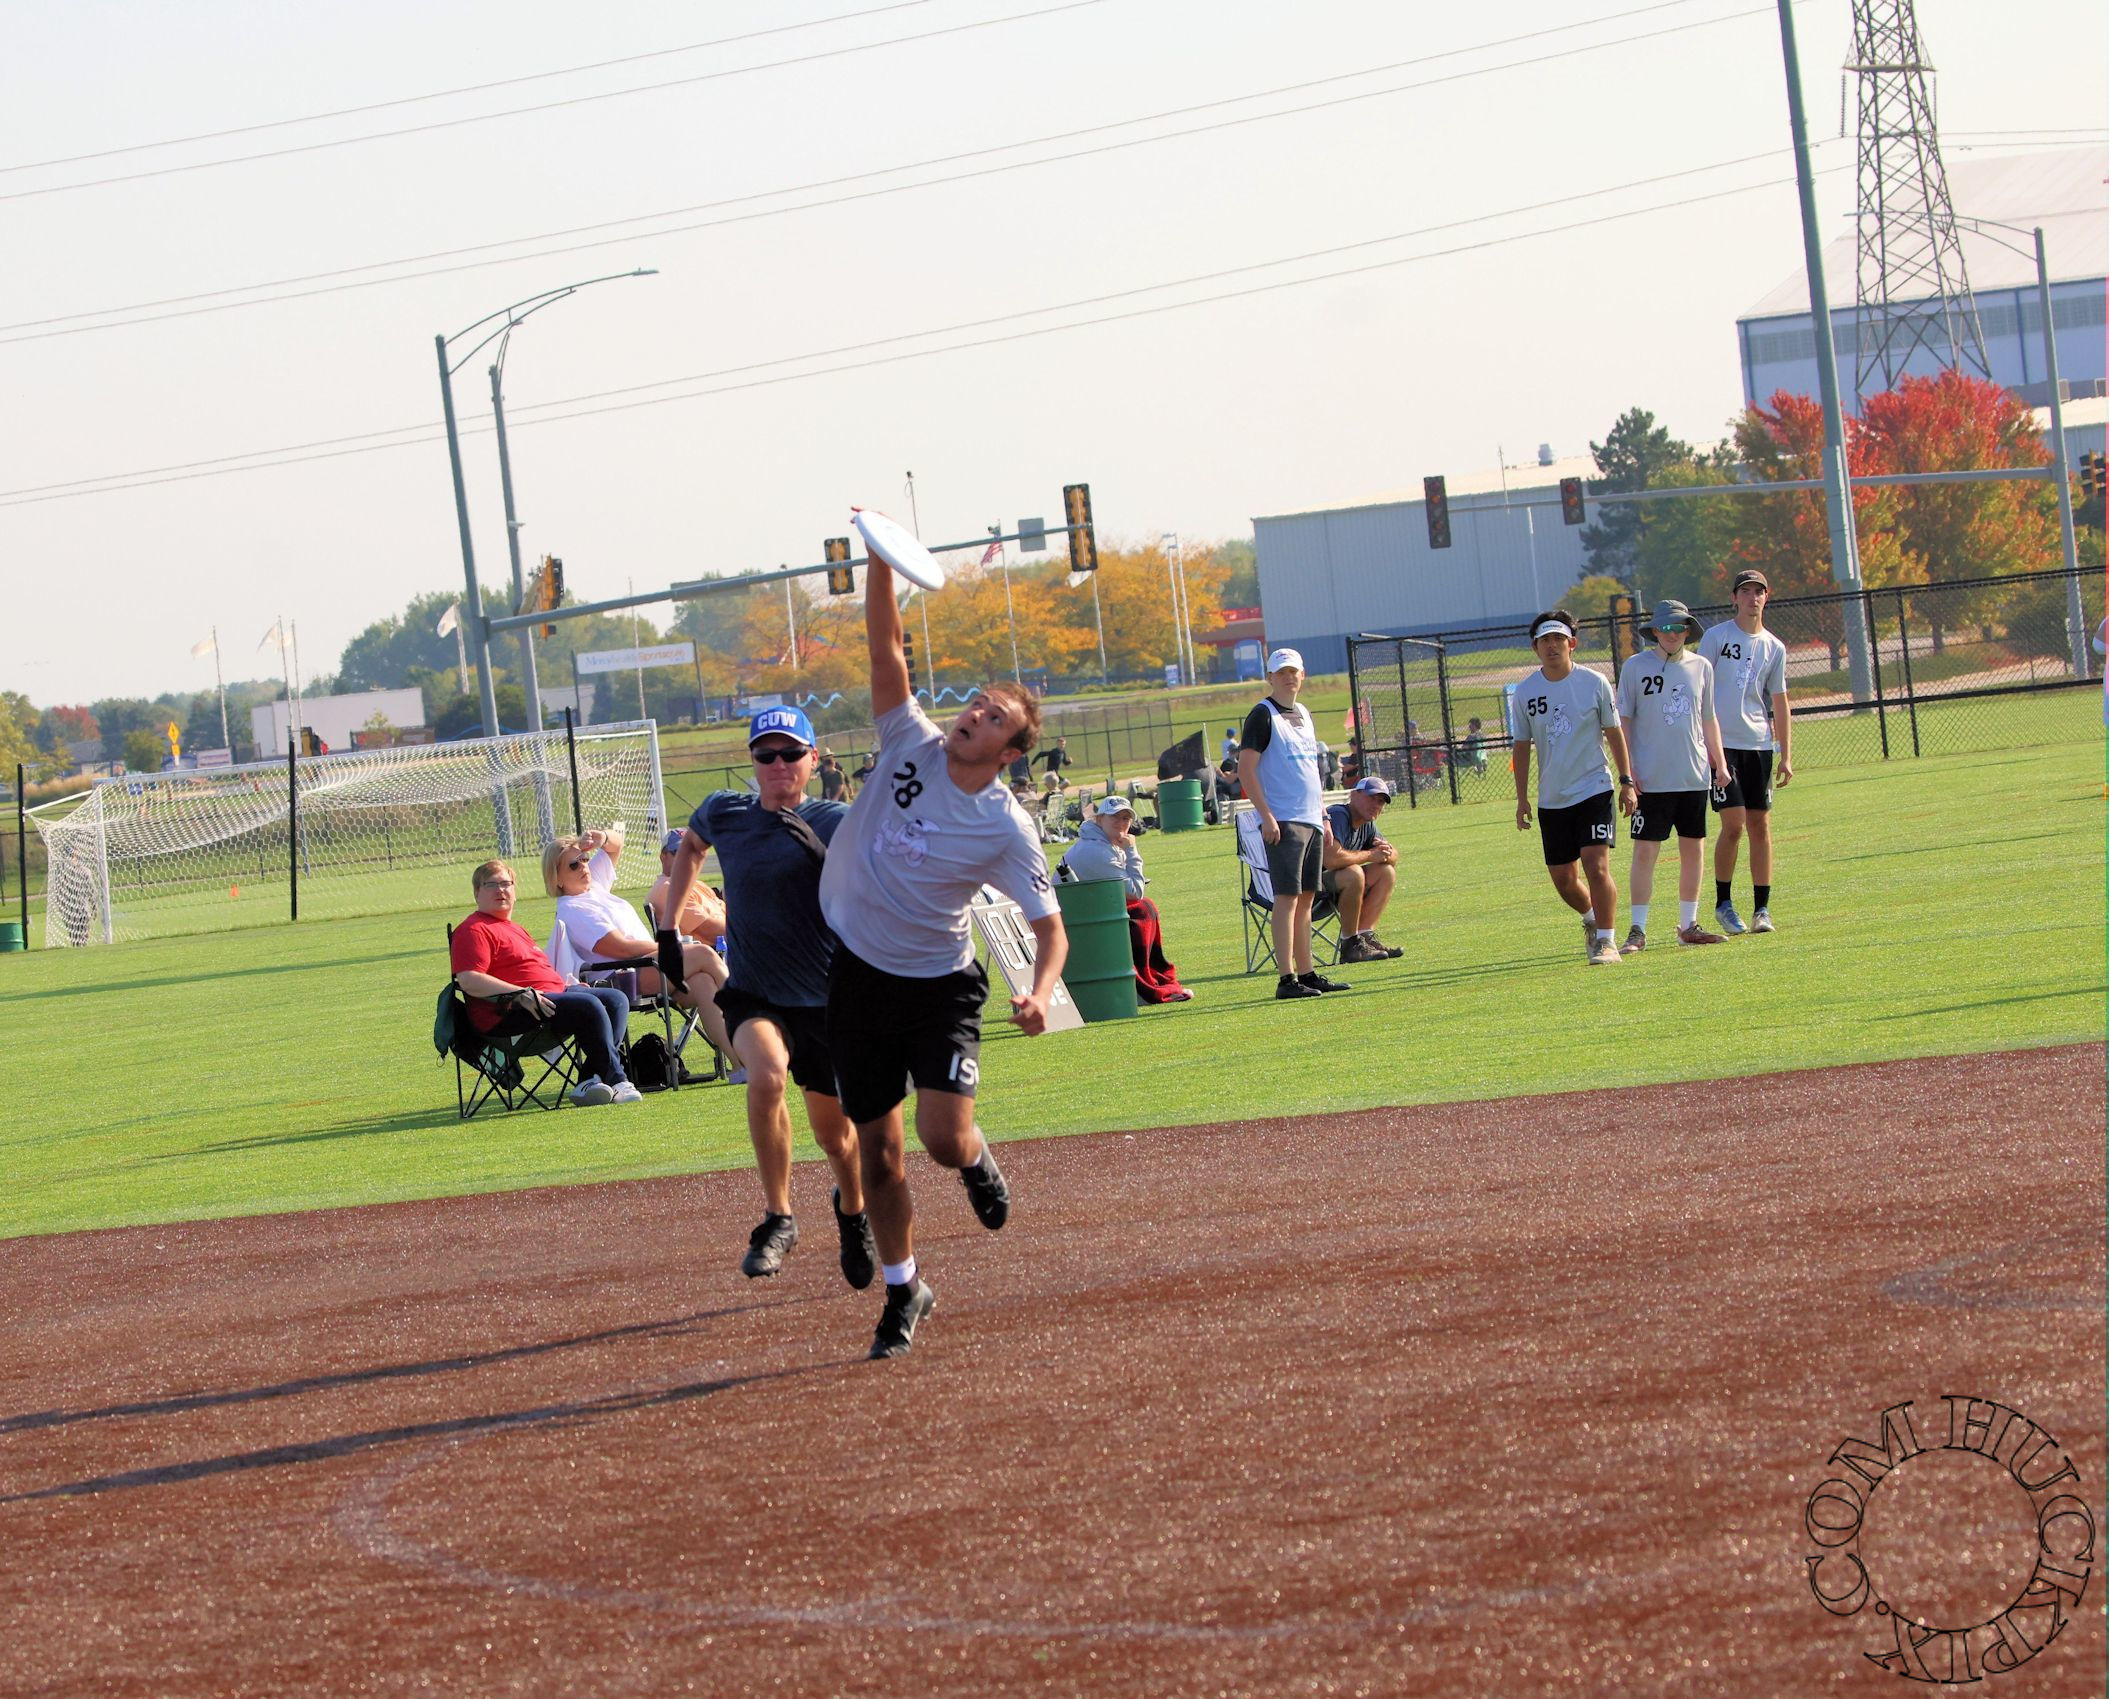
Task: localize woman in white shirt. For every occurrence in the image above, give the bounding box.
[543,827,730,1054]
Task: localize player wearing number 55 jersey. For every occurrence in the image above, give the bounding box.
[1701,568,1793,935]
[819,544,1068,1360]
[1512,609,1636,967]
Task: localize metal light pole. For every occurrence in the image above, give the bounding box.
[436,268,656,740]
[489,357,540,723]
[904,472,937,700]
[1497,447,1545,608]
[992,525,1024,682]
[1161,532,1193,686]
[1775,0,1873,702]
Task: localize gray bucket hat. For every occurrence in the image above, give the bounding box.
[1640,599,1704,642]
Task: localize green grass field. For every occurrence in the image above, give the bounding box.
[2,724,2100,1241]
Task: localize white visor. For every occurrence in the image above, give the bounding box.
[1532,621,1576,642]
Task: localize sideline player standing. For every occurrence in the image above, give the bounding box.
[1511,609,1636,967]
[819,546,1068,1359]
[1702,569,1793,934]
[658,705,875,1289]
[1238,647,1349,998]
[1615,601,1730,952]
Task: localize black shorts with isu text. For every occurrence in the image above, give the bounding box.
[1711,748,1775,813]
[1538,790,1617,866]
[825,945,988,1126]
[1629,789,1708,843]
[713,985,837,1099]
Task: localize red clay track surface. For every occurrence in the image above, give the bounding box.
[1,1046,2102,1697]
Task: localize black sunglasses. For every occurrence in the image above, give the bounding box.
[565,857,588,870]
[751,747,809,764]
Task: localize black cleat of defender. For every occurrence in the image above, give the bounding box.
[869,1278,936,1358]
[960,1142,1010,1231]
[833,1187,877,1290]
[741,1213,798,1278]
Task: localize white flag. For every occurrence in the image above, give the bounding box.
[436,604,460,638]
[190,635,216,658]
[257,618,287,652]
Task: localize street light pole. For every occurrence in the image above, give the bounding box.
[490,356,542,725]
[992,525,1023,683]
[904,472,937,700]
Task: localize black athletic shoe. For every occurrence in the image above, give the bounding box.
[960,1144,1010,1231]
[1275,975,1322,1000]
[833,1187,877,1290]
[740,1213,798,1279]
[1300,971,1351,994]
[869,1278,935,1359]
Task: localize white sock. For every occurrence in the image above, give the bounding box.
[1596,929,1613,944]
[1680,899,1699,928]
[883,1257,917,1288]
[1582,909,1596,928]
[1630,903,1650,933]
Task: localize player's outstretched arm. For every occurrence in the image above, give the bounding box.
[862,545,910,717]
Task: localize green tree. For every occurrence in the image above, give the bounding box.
[1581,409,1690,585]
[336,590,492,692]
[1628,446,1741,612]
[122,727,165,772]
[90,697,159,749]
[0,691,45,778]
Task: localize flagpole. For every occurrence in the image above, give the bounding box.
[213,626,229,752]
[291,621,305,746]
[275,612,292,747]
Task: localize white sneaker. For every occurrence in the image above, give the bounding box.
[570,1078,616,1107]
[1751,907,1775,934]
[609,1080,645,1105]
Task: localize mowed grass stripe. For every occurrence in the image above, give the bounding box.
[0,724,2099,1240]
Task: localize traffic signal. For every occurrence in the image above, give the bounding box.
[540,557,564,638]
[824,536,855,596]
[1559,477,1586,526]
[902,625,917,679]
[1423,476,1451,550]
[1063,482,1098,574]
[2079,452,2106,502]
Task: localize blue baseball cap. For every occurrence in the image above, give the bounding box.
[748,705,815,748]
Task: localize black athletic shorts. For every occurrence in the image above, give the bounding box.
[713,984,837,1098]
[1630,789,1708,843]
[1538,790,1617,866]
[1711,748,1775,813]
[1265,819,1323,896]
[825,946,987,1126]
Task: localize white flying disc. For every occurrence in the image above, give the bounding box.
[853,508,946,592]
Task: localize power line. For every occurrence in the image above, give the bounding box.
[0,161,1838,508]
[0,1,933,176]
[0,0,1110,206]
[0,0,1775,346]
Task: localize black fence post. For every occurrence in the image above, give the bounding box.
[287,735,300,922]
[1895,588,1921,757]
[14,762,26,945]
[564,707,584,833]
[1865,588,1889,760]
[1435,642,1460,805]
[1345,638,1365,777]
[1395,642,1416,809]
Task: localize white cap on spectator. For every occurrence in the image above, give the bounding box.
[1094,795,1135,816]
[1266,647,1305,674]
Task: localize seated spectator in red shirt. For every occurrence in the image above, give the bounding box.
[449,858,641,1108]
[1059,796,1193,1004]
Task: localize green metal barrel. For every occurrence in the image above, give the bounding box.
[0,920,20,953]
[1053,877,1137,1023]
[1157,777,1204,833]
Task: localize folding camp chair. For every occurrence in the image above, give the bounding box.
[1232,804,1339,974]
[553,904,720,1090]
[439,925,585,1120]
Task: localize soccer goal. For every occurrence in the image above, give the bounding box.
[32,721,665,946]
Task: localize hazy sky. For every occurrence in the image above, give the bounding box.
[4,0,2102,704]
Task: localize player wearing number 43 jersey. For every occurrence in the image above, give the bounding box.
[1615,601,1730,952]
[1701,568,1793,935]
[818,540,1068,1360]
[1511,608,1637,967]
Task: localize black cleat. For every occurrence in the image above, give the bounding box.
[1300,971,1351,994]
[740,1212,798,1279]
[869,1278,935,1359]
[1275,975,1322,1000]
[960,1143,1010,1231]
[833,1187,877,1290]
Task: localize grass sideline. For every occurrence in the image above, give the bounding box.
[1,730,2100,1241]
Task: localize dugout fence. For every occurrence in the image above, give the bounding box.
[30,719,665,946]
[1346,566,2106,806]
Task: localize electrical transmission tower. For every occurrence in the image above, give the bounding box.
[1846,0,1989,396]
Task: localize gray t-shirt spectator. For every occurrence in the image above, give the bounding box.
[1700,621,1789,751]
[1512,666,1618,807]
[1615,651,1717,793]
[1060,819,1145,897]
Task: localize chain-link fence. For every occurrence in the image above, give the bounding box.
[1348,566,2105,806]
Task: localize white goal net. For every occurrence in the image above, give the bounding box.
[32,721,665,946]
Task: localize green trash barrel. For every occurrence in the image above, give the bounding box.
[1053,877,1137,1023]
[0,920,20,953]
[1157,776,1204,833]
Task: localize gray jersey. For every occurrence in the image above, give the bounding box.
[1616,650,1716,793]
[1513,666,1618,808]
[819,699,1058,977]
[1700,620,1788,750]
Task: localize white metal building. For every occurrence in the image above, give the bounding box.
[251,687,426,754]
[1737,147,2108,414]
[1251,454,1595,675]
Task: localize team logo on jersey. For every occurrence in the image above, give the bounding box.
[1660,685,1695,725]
[1546,705,1575,742]
[876,818,931,866]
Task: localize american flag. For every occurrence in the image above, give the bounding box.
[980,537,1002,566]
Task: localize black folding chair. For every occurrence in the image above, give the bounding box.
[437,930,586,1119]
